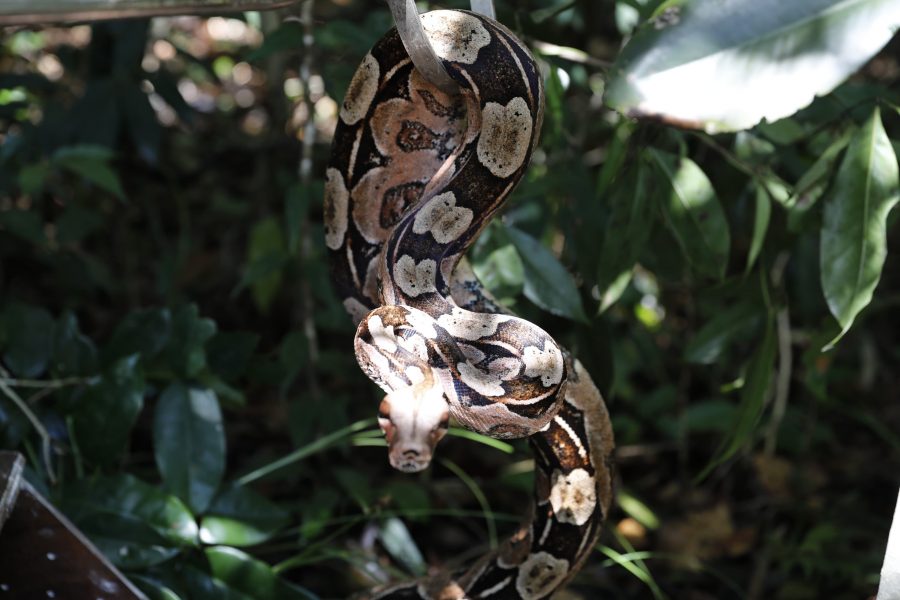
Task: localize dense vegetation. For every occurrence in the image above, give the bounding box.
[0,1,898,598]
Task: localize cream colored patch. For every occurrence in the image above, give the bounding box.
[523,341,564,387]
[549,468,596,526]
[436,307,509,341]
[477,97,532,178]
[412,192,473,243]
[421,11,491,65]
[398,334,429,361]
[340,53,379,125]
[404,307,438,339]
[515,551,569,599]
[458,343,486,364]
[405,365,425,384]
[393,255,437,297]
[458,362,504,397]
[324,168,349,250]
[489,357,521,381]
[342,297,370,324]
[367,315,397,353]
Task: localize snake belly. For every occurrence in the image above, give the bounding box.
[324,9,615,599]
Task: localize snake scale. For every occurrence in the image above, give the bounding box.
[324,10,614,599]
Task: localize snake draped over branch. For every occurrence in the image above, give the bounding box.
[324,9,615,599]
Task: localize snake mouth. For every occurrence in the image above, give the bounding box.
[390,447,432,473]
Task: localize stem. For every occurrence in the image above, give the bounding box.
[0,368,56,484]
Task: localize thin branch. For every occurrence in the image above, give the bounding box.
[0,367,56,484]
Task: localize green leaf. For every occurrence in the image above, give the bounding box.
[206,546,317,600]
[154,383,226,513]
[131,575,184,600]
[377,517,426,576]
[18,162,50,195]
[784,131,853,232]
[596,160,655,312]
[53,311,98,376]
[746,185,772,272]
[684,302,763,365]
[649,150,730,279]
[72,356,145,465]
[506,226,588,322]
[1,303,55,377]
[206,331,260,382]
[199,484,289,546]
[0,209,45,245]
[700,316,777,478]
[246,21,304,62]
[63,473,198,546]
[164,304,217,378]
[104,308,172,363]
[471,244,524,300]
[243,217,286,313]
[53,144,125,200]
[56,204,105,245]
[820,108,900,349]
[605,0,900,132]
[179,566,255,600]
[82,512,180,569]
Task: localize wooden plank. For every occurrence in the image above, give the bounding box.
[0,480,147,600]
[0,0,300,25]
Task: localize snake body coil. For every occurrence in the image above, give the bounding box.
[325,10,614,598]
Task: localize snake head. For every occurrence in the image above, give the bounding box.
[378,382,450,473]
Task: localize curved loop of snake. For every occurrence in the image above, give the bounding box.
[324,10,615,599]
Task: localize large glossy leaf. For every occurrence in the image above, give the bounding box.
[820,108,900,348]
[53,144,125,199]
[199,484,289,546]
[164,304,217,378]
[649,150,730,278]
[1,303,54,377]
[605,0,900,132]
[596,160,655,312]
[700,316,776,479]
[63,473,198,551]
[72,356,145,465]
[684,302,763,365]
[205,547,318,600]
[506,226,588,322]
[154,383,226,513]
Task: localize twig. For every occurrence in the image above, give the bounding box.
[295,0,322,405]
[0,375,92,388]
[764,253,792,456]
[0,366,56,483]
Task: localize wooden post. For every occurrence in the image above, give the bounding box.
[0,452,147,599]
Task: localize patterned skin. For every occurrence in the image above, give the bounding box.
[324,10,615,599]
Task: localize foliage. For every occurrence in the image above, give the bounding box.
[0,1,898,598]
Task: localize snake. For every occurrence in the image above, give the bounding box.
[323,9,615,599]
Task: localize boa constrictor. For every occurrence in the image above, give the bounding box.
[324,9,615,599]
